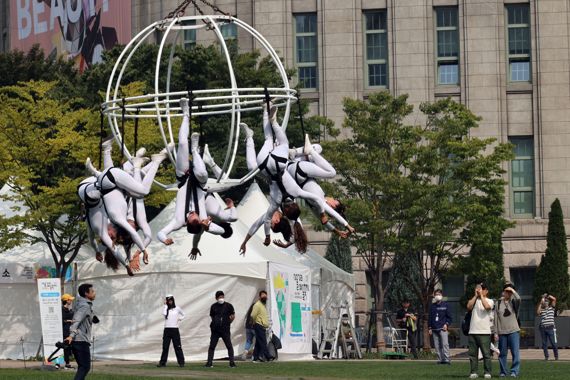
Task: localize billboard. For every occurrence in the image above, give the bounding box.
[10,0,132,71]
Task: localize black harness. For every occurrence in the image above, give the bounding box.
[288,161,310,188]
[258,152,288,178]
[78,182,100,209]
[177,170,206,217]
[96,169,118,196]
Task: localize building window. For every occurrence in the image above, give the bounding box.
[183,20,196,49]
[294,13,318,90]
[364,11,388,88]
[506,4,531,82]
[220,21,237,41]
[510,137,534,216]
[509,267,536,325]
[442,275,464,327]
[435,7,459,85]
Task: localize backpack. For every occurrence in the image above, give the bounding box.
[461,310,472,336]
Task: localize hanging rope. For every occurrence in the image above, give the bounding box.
[296,93,306,138]
[198,103,205,156]
[263,86,275,142]
[134,108,140,152]
[98,107,104,169]
[120,98,126,161]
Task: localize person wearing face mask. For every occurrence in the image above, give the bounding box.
[537,293,558,360]
[428,289,452,365]
[205,291,236,368]
[251,290,270,362]
[157,295,185,368]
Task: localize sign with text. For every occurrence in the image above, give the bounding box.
[37,278,63,362]
[10,0,132,72]
[268,263,311,354]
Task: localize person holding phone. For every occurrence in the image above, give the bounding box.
[396,299,418,359]
[466,282,494,379]
[537,293,558,360]
[157,295,185,367]
[494,283,521,377]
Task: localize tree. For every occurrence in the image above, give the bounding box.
[385,252,422,312]
[324,93,513,350]
[0,81,99,284]
[324,233,353,273]
[533,198,570,311]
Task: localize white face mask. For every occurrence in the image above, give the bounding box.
[434,295,443,302]
[217,298,225,304]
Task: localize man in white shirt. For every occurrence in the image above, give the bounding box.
[467,282,494,379]
[157,295,185,367]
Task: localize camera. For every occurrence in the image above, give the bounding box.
[92,315,100,324]
[55,341,70,349]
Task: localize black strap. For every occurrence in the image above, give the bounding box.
[98,169,117,196]
[180,169,205,217]
[296,92,306,137]
[258,153,288,178]
[134,108,140,152]
[120,98,126,160]
[99,109,104,169]
[292,162,310,188]
[272,172,293,203]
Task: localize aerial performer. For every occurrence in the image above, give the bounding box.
[238,102,329,255]
[156,98,227,252]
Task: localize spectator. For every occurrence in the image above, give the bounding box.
[537,294,558,361]
[61,294,75,370]
[205,291,236,368]
[428,289,452,365]
[64,283,98,380]
[467,282,494,379]
[396,299,418,359]
[242,302,256,360]
[494,283,521,377]
[250,290,270,362]
[338,313,354,358]
[157,295,185,367]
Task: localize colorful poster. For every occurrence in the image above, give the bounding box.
[268,263,311,354]
[10,0,132,72]
[37,278,63,363]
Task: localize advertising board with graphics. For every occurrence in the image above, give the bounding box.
[268,263,311,354]
[10,0,132,72]
[37,278,63,362]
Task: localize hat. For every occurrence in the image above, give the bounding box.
[165,294,174,299]
[61,294,75,302]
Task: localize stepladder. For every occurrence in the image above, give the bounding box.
[317,303,362,359]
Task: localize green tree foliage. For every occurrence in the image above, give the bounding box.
[324,93,514,349]
[533,199,570,310]
[324,233,353,273]
[0,81,99,281]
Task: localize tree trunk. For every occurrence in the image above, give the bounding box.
[422,286,434,350]
[375,286,385,350]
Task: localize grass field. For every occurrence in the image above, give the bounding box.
[1,360,569,379]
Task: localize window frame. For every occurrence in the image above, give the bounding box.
[182,19,197,49]
[434,7,459,86]
[293,13,318,91]
[510,137,535,218]
[363,10,389,89]
[505,4,531,83]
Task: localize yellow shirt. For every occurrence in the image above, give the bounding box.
[251,300,269,328]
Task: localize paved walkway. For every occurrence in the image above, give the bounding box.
[1,349,568,369]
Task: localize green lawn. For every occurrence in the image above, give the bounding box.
[1,360,569,379]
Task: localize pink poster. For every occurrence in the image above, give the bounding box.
[10,0,132,72]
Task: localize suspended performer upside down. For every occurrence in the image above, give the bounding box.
[239,102,329,255]
[157,98,227,252]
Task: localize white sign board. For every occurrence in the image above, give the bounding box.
[37,278,63,362]
[268,263,312,354]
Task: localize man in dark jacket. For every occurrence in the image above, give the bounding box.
[61,294,75,369]
[205,290,236,368]
[396,299,418,359]
[428,289,453,364]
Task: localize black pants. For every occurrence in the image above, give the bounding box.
[71,341,91,380]
[159,328,185,365]
[64,345,73,365]
[253,323,269,361]
[207,328,234,364]
[407,328,418,358]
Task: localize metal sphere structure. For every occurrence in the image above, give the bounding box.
[102,15,297,190]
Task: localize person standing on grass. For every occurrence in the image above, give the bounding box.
[64,284,97,380]
[494,284,521,377]
[428,289,452,365]
[205,291,237,368]
[242,302,257,360]
[396,299,418,359]
[467,282,494,379]
[157,295,185,367]
[61,294,75,370]
[251,290,270,362]
[537,294,558,361]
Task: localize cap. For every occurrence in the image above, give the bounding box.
[61,294,75,302]
[165,294,174,299]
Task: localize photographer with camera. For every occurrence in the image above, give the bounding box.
[537,293,558,360]
[396,299,418,359]
[494,283,521,377]
[64,284,98,380]
[466,282,494,379]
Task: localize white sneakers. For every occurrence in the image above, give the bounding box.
[85,157,99,176]
[240,123,254,139]
[180,97,190,116]
[469,374,491,379]
[303,134,313,155]
[132,156,150,168]
[203,144,215,168]
[102,137,114,152]
[134,147,147,158]
[269,102,278,124]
